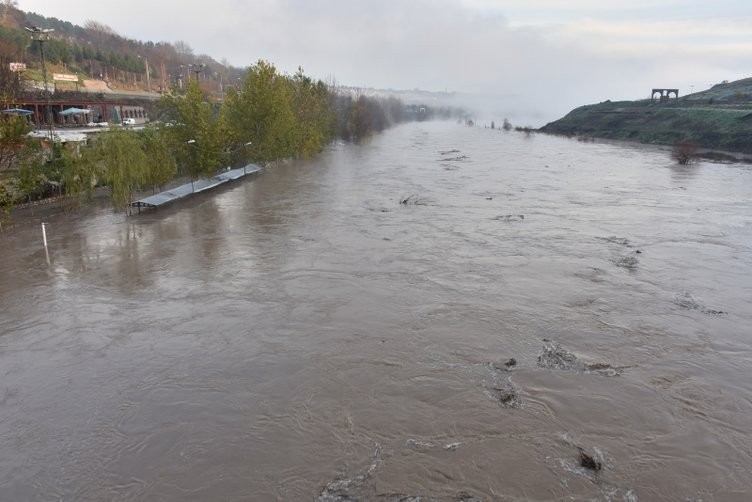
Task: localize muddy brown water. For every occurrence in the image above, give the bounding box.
[1,122,751,501]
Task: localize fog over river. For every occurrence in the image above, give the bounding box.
[1,121,751,500]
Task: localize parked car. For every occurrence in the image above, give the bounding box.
[122,118,136,126]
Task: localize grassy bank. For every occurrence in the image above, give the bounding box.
[540,78,752,154]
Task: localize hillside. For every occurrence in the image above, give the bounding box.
[539,78,752,155]
[0,6,241,98]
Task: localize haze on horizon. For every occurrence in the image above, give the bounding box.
[21,0,752,125]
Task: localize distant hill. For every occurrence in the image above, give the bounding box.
[0,6,242,97]
[539,77,752,155]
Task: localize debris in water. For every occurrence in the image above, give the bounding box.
[537,340,579,371]
[614,255,639,270]
[455,491,483,502]
[399,194,433,206]
[599,236,632,247]
[443,442,463,451]
[492,214,524,222]
[578,447,602,471]
[317,444,382,502]
[494,387,517,404]
[405,438,435,450]
[674,291,727,315]
[492,358,517,372]
[537,340,624,376]
[485,362,522,407]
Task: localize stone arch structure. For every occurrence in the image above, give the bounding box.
[651,88,679,102]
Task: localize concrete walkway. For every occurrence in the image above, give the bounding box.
[130,164,263,212]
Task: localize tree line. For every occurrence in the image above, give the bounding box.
[0,60,460,224]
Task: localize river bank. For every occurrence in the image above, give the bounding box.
[540,77,752,155]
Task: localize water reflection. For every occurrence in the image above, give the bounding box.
[668,161,700,184]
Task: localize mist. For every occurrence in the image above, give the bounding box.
[22,0,752,124]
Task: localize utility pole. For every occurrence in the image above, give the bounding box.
[139,55,151,92]
[26,26,55,148]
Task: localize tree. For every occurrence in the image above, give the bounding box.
[157,79,226,185]
[671,140,698,165]
[289,67,335,157]
[0,114,33,173]
[173,40,194,58]
[1,0,17,23]
[138,127,176,191]
[223,60,296,165]
[82,128,149,214]
[0,179,11,230]
[57,148,98,211]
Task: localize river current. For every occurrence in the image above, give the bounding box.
[1,121,751,500]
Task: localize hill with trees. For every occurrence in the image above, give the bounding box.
[0,4,241,96]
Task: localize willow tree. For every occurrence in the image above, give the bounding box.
[58,148,99,211]
[222,60,296,165]
[138,127,176,192]
[84,128,149,214]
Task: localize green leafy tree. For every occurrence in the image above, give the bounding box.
[290,67,335,157]
[0,114,33,173]
[223,60,296,165]
[138,127,176,192]
[15,149,54,203]
[158,79,225,186]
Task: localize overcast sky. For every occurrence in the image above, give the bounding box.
[21,0,752,125]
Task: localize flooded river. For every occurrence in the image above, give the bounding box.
[1,121,751,500]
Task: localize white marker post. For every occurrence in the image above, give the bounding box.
[42,222,50,265]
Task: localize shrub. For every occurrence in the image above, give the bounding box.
[671,140,698,165]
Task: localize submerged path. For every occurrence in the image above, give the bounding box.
[130,164,263,212]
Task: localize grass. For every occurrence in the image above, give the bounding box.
[541,98,752,153]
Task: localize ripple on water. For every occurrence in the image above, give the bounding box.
[1,122,752,500]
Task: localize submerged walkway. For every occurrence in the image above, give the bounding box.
[130,164,262,212]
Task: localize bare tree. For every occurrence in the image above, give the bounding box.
[84,20,116,35]
[671,140,698,165]
[173,40,194,58]
[84,19,117,48]
[1,0,17,23]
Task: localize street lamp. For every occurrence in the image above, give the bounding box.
[25,25,55,145]
[215,72,224,101]
[188,63,205,81]
[187,139,253,174]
